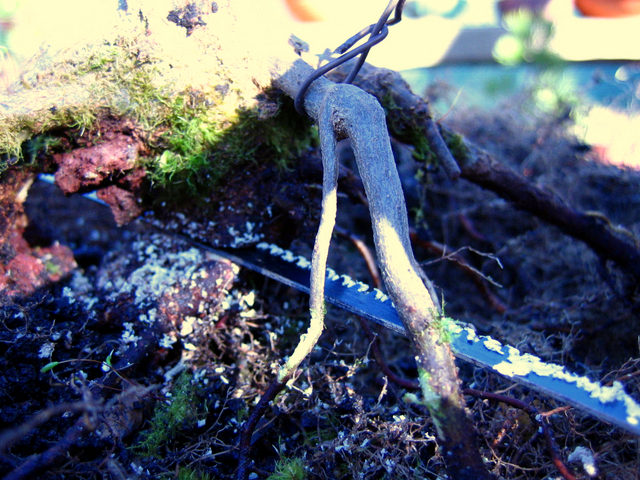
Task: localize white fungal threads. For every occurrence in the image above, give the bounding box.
[264,245,386,299]
[297,256,311,269]
[452,328,640,429]
[373,288,389,303]
[568,447,597,477]
[257,242,313,270]
[491,344,640,427]
[258,243,375,289]
[255,242,640,430]
[326,268,340,281]
[482,338,504,354]
[281,250,296,263]
[257,243,401,304]
[260,242,285,257]
[464,328,478,342]
[340,274,356,288]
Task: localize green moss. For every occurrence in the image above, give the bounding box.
[403,369,442,412]
[439,129,470,162]
[415,370,449,439]
[20,135,63,167]
[156,467,215,480]
[1,35,315,193]
[43,259,62,277]
[379,92,438,167]
[306,426,338,448]
[1,40,134,165]
[430,306,458,345]
[132,372,201,458]
[378,90,475,172]
[171,467,215,480]
[267,456,307,480]
[417,369,439,402]
[149,90,314,198]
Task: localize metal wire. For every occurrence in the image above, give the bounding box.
[293,25,389,115]
[294,0,406,116]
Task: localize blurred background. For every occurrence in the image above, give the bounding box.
[1,0,638,167]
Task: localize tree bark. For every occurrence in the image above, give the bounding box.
[272,55,495,480]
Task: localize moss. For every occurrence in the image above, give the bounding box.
[149,89,314,199]
[404,369,448,439]
[305,425,338,448]
[19,135,63,168]
[43,259,62,277]
[404,370,442,411]
[171,467,215,480]
[267,456,307,480]
[1,34,315,196]
[378,91,473,173]
[132,372,201,458]
[430,306,458,345]
[378,92,438,167]
[417,369,440,403]
[156,467,215,480]
[1,39,143,165]
[439,129,470,162]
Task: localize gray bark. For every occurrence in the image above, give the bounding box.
[272,55,494,480]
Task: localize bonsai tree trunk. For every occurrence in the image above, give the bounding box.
[270,54,494,480]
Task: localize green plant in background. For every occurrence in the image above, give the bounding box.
[0,0,19,96]
[0,0,19,46]
[493,10,560,66]
[491,10,589,121]
[529,69,584,116]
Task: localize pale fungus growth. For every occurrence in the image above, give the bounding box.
[568,446,597,477]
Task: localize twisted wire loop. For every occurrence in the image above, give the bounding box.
[294,0,406,116]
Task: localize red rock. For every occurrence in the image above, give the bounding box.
[0,243,76,297]
[53,134,139,194]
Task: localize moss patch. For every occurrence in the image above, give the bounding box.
[132,372,201,458]
[0,29,314,199]
[267,456,307,480]
[149,88,314,199]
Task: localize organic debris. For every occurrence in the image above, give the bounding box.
[3,63,640,479]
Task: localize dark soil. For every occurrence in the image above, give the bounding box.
[2,99,640,480]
